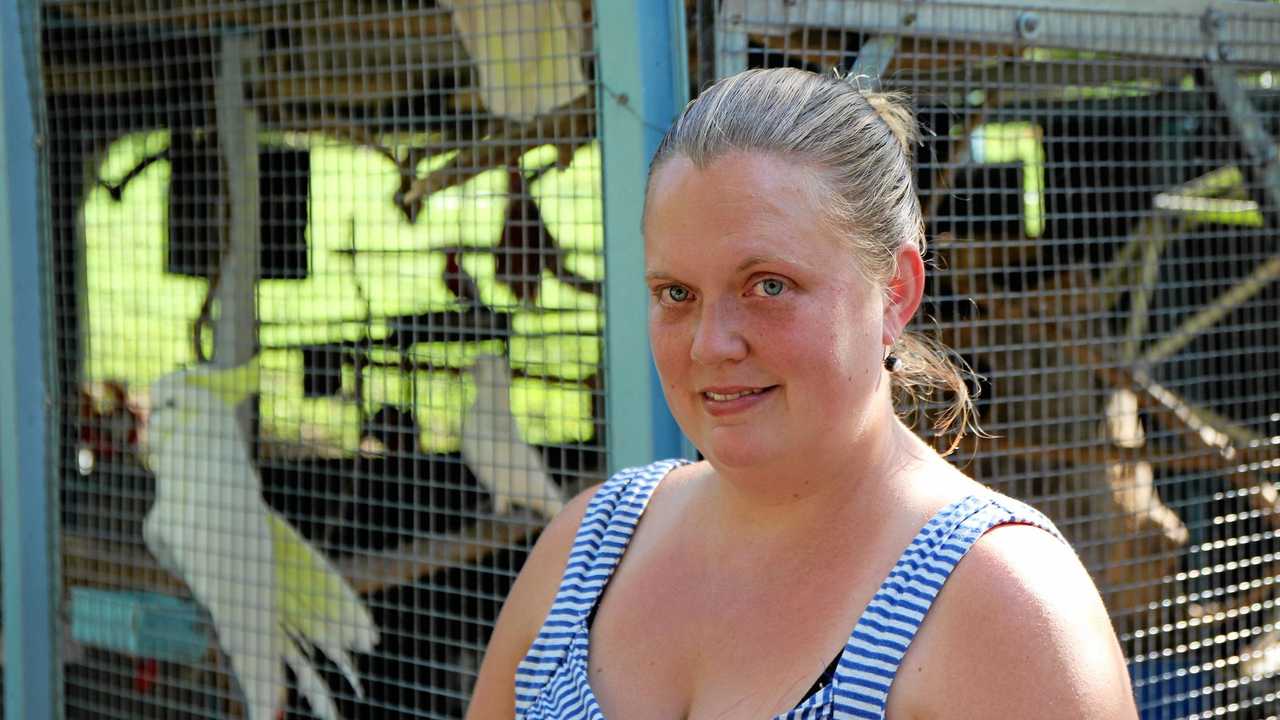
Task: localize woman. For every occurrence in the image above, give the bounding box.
[467,68,1137,719]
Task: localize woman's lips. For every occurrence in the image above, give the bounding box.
[699,385,778,416]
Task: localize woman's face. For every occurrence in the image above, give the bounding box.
[644,151,905,471]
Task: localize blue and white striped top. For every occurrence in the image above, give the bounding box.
[514,459,1065,719]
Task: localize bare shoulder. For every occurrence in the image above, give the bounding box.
[895,522,1138,719]
[465,483,602,719]
[505,482,606,624]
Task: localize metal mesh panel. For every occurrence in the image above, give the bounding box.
[26,0,1280,717]
[41,1,600,717]
[700,1,1280,717]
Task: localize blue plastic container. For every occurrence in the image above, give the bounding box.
[69,588,209,663]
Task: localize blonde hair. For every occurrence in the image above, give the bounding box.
[646,67,976,454]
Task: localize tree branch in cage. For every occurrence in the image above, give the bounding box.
[943,244,1280,619]
[1095,216,1158,309]
[946,242,1276,479]
[1120,219,1170,363]
[97,149,169,202]
[957,434,1257,478]
[263,103,460,214]
[65,508,546,611]
[63,535,190,597]
[398,94,596,222]
[1095,165,1246,310]
[339,512,546,595]
[52,1,454,39]
[1141,254,1280,366]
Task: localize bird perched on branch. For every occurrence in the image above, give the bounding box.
[461,354,566,519]
[142,359,379,720]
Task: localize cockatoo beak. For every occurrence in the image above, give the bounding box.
[184,357,261,407]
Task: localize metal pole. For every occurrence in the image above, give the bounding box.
[213,33,261,441]
[1,0,55,716]
[598,0,690,473]
[212,33,261,373]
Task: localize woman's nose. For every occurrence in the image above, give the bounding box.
[689,297,748,366]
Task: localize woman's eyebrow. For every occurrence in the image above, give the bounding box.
[736,254,809,272]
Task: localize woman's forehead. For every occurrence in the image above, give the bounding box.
[648,154,828,229]
[645,156,865,278]
[649,151,827,204]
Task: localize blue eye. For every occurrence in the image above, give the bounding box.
[756,278,786,297]
[663,286,691,303]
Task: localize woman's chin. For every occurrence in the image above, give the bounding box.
[700,429,783,470]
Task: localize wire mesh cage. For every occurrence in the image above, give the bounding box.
[696,0,1280,717]
[39,1,600,717]
[17,0,1280,718]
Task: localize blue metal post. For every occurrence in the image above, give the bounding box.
[598,0,690,473]
[1,0,55,717]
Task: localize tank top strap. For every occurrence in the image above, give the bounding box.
[514,458,689,713]
[830,492,1064,719]
[553,458,688,621]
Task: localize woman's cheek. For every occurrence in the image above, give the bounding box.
[649,314,687,371]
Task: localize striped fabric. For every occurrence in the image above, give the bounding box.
[514,459,1065,719]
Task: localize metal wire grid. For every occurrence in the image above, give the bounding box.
[26,0,1280,718]
[700,1,1280,717]
[40,1,600,718]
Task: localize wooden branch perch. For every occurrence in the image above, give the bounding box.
[64,510,548,602]
[338,511,546,595]
[1142,254,1280,365]
[962,434,1255,477]
[944,244,1280,518]
[53,2,453,39]
[399,94,596,219]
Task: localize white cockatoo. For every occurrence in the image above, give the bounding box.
[461,354,566,519]
[142,359,378,720]
[439,0,589,122]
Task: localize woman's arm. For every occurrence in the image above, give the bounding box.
[464,485,602,719]
[895,524,1138,719]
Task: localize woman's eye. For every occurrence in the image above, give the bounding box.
[754,278,787,297]
[662,286,691,303]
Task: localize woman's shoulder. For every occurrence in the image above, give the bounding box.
[891,499,1137,718]
[463,481,604,718]
[601,457,700,491]
[583,457,702,518]
[521,458,697,582]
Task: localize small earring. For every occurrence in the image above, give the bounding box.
[883,350,901,373]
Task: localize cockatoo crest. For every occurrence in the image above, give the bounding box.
[144,357,260,470]
[148,356,260,413]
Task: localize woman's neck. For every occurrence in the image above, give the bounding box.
[696,407,925,551]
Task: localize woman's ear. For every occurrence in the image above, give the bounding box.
[882,244,925,345]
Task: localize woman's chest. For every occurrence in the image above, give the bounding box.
[584,549,877,719]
